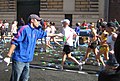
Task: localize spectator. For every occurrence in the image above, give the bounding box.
[18,18,25,27]
[0,20,6,42]
[3,20,9,36]
[11,20,18,37]
[96,19,101,33]
[6,14,57,81]
[113,19,120,29]
[74,22,81,48]
[81,20,88,29]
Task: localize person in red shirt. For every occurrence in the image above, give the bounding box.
[81,20,88,29]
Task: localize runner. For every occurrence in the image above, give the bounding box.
[82,23,100,66]
[50,22,61,46]
[105,22,119,70]
[58,19,82,70]
[96,24,109,68]
[45,22,54,49]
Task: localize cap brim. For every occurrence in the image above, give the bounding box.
[28,14,42,21]
[36,17,42,21]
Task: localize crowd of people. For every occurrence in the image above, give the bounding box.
[0,14,120,81]
[0,18,25,43]
[74,18,120,70]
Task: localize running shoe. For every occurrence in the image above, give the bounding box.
[78,65,83,71]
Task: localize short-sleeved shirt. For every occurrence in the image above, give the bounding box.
[51,25,56,34]
[62,26,76,46]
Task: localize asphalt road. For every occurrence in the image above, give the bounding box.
[0,60,98,81]
[0,41,99,81]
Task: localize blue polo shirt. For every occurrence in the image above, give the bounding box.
[11,24,47,62]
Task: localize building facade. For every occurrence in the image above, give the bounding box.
[0,0,119,27]
[109,0,120,22]
[0,0,16,23]
[40,0,105,27]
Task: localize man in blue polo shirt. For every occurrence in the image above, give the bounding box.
[6,14,56,81]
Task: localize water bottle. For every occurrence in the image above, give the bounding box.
[40,48,43,52]
[63,36,66,42]
[79,56,83,62]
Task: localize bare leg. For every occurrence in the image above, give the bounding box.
[82,47,91,61]
[104,52,109,61]
[46,44,53,49]
[67,53,81,65]
[96,52,106,67]
[52,37,61,46]
[61,52,67,68]
[92,48,100,63]
[46,40,53,49]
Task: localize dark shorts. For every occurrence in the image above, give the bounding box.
[63,45,74,54]
[1,30,5,36]
[88,41,97,49]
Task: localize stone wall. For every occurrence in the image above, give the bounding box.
[109,0,120,22]
[40,0,63,11]
[0,0,16,23]
[75,0,99,12]
[0,0,107,27]
[40,0,105,28]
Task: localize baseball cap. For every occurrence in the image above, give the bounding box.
[61,19,70,24]
[28,14,42,21]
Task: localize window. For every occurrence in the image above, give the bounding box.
[40,0,63,11]
[0,0,16,12]
[75,0,99,12]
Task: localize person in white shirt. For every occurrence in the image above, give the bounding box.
[0,20,5,42]
[45,22,53,49]
[3,20,9,36]
[50,22,61,46]
[59,19,82,70]
[50,22,56,34]
[106,22,119,69]
[11,20,18,37]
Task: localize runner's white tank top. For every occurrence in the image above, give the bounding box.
[107,33,116,50]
